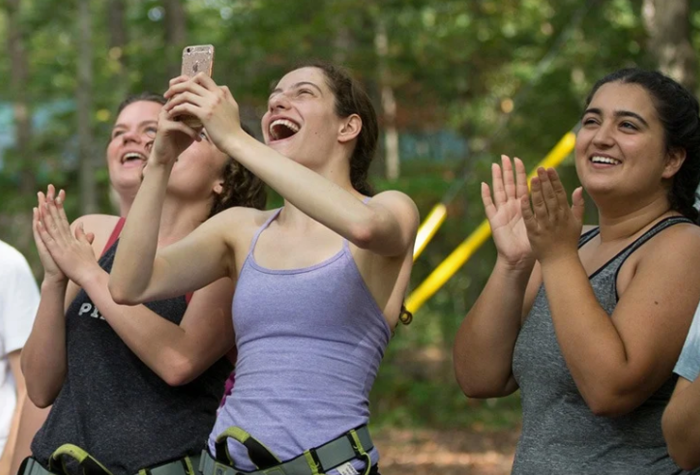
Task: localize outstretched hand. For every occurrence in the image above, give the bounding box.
[521,167,584,265]
[163,73,243,152]
[482,155,534,271]
[35,185,98,287]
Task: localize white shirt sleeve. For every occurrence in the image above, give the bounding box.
[0,242,40,356]
[674,303,700,382]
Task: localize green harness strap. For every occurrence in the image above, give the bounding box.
[211,426,373,475]
[48,445,113,475]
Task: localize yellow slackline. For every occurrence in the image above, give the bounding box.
[406,130,577,314]
[413,204,448,260]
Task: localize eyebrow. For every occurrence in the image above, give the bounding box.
[582,108,649,128]
[269,81,324,97]
[113,119,158,130]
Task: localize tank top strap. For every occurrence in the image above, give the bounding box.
[247,208,283,258]
[578,227,600,249]
[101,217,126,257]
[342,196,372,251]
[616,216,692,263]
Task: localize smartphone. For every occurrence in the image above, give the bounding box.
[179,44,215,127]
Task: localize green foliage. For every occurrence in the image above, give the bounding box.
[0,0,692,431]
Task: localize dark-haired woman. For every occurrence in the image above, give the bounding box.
[21,94,266,475]
[454,68,700,474]
[109,63,419,475]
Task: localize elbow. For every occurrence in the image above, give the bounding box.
[348,222,375,250]
[453,364,512,399]
[159,356,198,387]
[662,406,700,470]
[108,280,141,306]
[583,389,638,418]
[26,385,55,408]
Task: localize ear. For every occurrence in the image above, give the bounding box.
[337,114,362,144]
[662,147,687,179]
[213,179,224,196]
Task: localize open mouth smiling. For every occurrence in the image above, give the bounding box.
[590,155,621,166]
[121,151,147,165]
[269,118,300,141]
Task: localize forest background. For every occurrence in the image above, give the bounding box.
[0,0,698,473]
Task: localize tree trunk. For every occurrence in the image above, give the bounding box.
[78,0,97,214]
[643,0,697,91]
[164,0,187,79]
[107,0,127,87]
[7,0,34,198]
[375,18,400,181]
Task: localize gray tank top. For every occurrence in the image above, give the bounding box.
[512,216,700,474]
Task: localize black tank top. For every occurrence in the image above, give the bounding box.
[31,240,232,475]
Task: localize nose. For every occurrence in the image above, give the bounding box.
[268,92,291,113]
[120,128,142,144]
[592,122,615,148]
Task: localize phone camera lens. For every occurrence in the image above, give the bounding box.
[186,47,191,53]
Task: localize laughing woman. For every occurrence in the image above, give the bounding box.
[454,69,700,474]
[21,97,265,475]
[109,62,419,475]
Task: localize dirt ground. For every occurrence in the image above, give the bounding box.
[374,427,519,475]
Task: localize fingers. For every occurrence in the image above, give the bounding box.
[165,76,211,101]
[481,182,497,220]
[530,176,549,222]
[521,195,537,234]
[571,186,585,222]
[537,168,559,215]
[501,155,516,200]
[514,157,528,199]
[165,91,206,112]
[491,162,506,207]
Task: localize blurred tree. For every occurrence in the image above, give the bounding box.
[77,0,96,214]
[643,0,697,90]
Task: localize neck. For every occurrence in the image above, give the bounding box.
[156,196,210,247]
[596,192,676,242]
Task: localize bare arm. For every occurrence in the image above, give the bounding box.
[525,168,700,416]
[9,401,49,475]
[164,75,419,257]
[37,195,236,386]
[454,157,537,397]
[663,377,700,470]
[109,109,233,305]
[0,352,25,475]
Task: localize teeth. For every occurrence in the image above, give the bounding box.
[590,155,620,165]
[122,152,146,162]
[269,119,300,139]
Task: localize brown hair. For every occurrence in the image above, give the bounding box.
[209,125,267,216]
[296,61,379,196]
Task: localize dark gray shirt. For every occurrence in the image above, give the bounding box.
[31,240,232,475]
[512,217,699,475]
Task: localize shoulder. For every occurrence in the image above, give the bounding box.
[367,191,420,226]
[72,214,121,236]
[72,213,121,254]
[208,206,279,230]
[643,221,700,258]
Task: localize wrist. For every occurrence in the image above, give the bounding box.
[493,257,534,286]
[41,275,67,290]
[78,266,108,293]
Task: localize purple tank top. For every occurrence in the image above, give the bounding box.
[208,208,391,472]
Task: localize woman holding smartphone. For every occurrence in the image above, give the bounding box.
[20,94,265,475]
[109,62,419,475]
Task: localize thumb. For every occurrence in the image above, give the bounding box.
[571,187,585,222]
[86,232,95,245]
[75,223,90,243]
